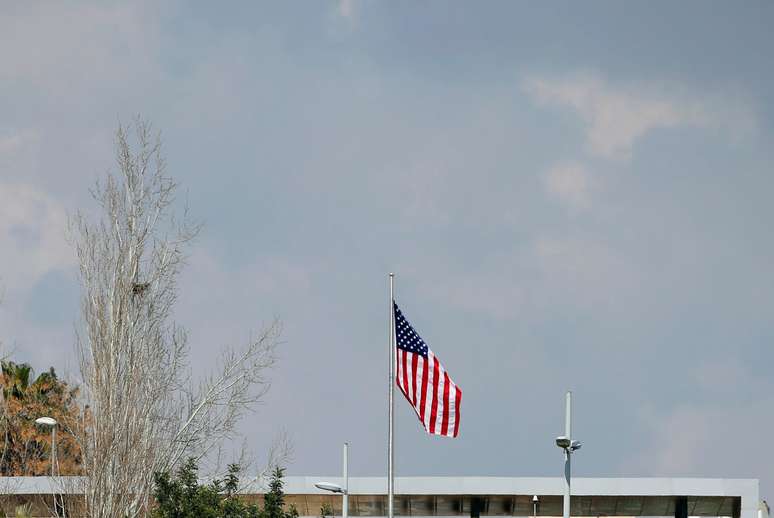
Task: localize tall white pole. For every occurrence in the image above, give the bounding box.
[343,442,349,518]
[563,391,572,518]
[388,273,395,518]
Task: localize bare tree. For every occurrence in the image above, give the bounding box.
[71,118,281,518]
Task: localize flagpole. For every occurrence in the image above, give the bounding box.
[388,272,395,518]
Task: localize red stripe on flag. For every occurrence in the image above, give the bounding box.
[411,354,419,406]
[429,357,440,434]
[403,349,408,397]
[419,356,429,423]
[441,372,450,436]
[453,386,462,437]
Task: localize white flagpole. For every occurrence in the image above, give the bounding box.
[388,273,395,518]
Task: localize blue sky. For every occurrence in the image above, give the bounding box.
[2,0,774,503]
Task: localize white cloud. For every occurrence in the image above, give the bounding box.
[0,183,73,295]
[627,359,774,479]
[424,267,528,321]
[635,405,716,473]
[543,161,591,209]
[523,74,755,160]
[0,2,161,90]
[0,181,77,369]
[418,232,640,323]
[337,0,356,20]
[0,2,166,194]
[533,235,638,307]
[630,397,774,478]
[177,246,313,364]
[0,130,37,155]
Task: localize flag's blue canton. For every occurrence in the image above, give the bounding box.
[394,302,429,358]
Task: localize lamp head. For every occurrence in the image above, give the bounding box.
[35,417,57,427]
[315,482,344,494]
[555,436,571,449]
[570,440,582,451]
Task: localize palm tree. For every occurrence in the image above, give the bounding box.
[2,362,63,402]
[1,361,33,400]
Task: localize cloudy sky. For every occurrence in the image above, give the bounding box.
[2,0,774,503]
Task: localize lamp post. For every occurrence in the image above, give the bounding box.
[343,442,348,518]
[555,392,581,518]
[532,495,539,518]
[315,443,349,518]
[35,416,58,477]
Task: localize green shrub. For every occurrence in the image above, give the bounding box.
[152,459,298,518]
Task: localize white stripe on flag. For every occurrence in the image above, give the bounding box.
[435,364,446,434]
[415,354,425,409]
[423,353,435,429]
[447,380,457,437]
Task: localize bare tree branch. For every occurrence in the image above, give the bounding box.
[72,118,281,518]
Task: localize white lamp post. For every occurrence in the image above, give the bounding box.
[35,416,58,477]
[315,443,349,518]
[555,392,581,518]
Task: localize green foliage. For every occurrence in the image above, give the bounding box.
[152,460,298,518]
[267,466,298,518]
[1,361,33,400]
[262,467,285,518]
[320,502,334,518]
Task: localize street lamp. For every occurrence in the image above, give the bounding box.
[532,495,539,518]
[35,417,58,477]
[315,443,349,518]
[555,392,581,518]
[315,482,344,493]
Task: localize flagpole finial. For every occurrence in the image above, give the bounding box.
[389,272,394,277]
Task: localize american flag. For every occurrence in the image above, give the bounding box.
[394,301,461,438]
